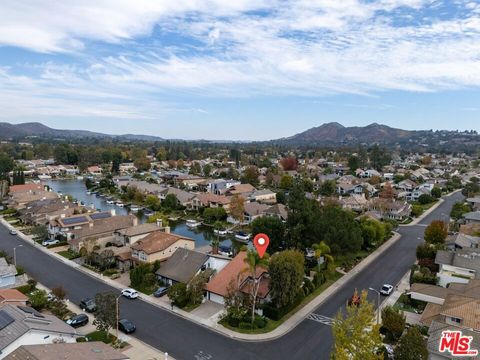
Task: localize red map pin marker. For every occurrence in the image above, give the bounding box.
[253,233,270,258]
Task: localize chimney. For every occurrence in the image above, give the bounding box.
[89,222,94,228]
[110,209,116,216]
[133,217,138,226]
[60,213,66,219]
[156,219,163,228]
[164,226,170,234]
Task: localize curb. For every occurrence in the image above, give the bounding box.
[0,190,458,342]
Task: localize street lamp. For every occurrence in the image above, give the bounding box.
[115,294,122,342]
[13,245,23,267]
[368,287,381,324]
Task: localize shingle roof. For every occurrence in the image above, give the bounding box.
[244,202,270,216]
[115,223,159,237]
[131,231,193,255]
[410,283,448,299]
[0,258,17,278]
[464,211,480,221]
[0,305,76,351]
[70,215,136,240]
[5,342,129,360]
[156,248,208,283]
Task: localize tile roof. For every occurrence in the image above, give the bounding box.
[205,252,267,297]
[5,342,129,360]
[131,231,193,255]
[0,289,28,304]
[440,294,480,329]
[410,283,448,299]
[156,248,209,283]
[420,302,443,326]
[9,184,43,193]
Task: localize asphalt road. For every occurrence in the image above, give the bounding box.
[0,191,462,360]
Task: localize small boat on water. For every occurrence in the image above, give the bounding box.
[130,205,141,213]
[143,210,154,217]
[86,190,91,195]
[186,219,201,228]
[214,229,228,236]
[115,201,124,208]
[235,232,251,243]
[38,174,52,180]
[106,199,115,204]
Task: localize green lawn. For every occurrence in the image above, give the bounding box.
[85,330,115,344]
[58,250,80,260]
[220,271,344,334]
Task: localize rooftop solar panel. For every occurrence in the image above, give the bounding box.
[61,216,88,225]
[90,212,111,220]
[0,310,14,330]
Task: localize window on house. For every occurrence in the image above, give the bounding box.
[451,317,461,324]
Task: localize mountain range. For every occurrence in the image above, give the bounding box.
[0,122,164,142]
[0,121,478,148]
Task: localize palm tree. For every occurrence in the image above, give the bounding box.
[313,241,334,273]
[243,249,269,324]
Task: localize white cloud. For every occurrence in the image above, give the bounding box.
[0,0,479,122]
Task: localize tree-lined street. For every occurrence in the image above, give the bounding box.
[0,191,463,359]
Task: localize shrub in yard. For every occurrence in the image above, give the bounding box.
[29,290,48,311]
[167,283,188,308]
[313,271,326,288]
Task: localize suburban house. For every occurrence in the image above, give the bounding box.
[264,203,288,222]
[463,211,480,224]
[225,184,256,197]
[435,249,480,287]
[86,166,102,176]
[466,196,480,211]
[68,215,138,252]
[205,251,270,306]
[339,194,368,212]
[8,190,58,210]
[446,233,480,250]
[243,202,270,224]
[158,187,196,208]
[248,189,277,204]
[336,182,363,196]
[367,198,411,221]
[397,179,417,193]
[130,231,195,264]
[190,193,231,211]
[48,211,114,240]
[0,258,18,289]
[5,342,130,360]
[204,179,240,194]
[155,248,209,286]
[0,305,77,358]
[113,222,160,246]
[409,279,480,358]
[426,321,480,360]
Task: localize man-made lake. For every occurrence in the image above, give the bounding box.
[43,179,233,249]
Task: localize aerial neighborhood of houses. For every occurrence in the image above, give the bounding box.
[0,144,479,359]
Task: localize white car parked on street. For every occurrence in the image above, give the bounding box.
[380,284,394,296]
[121,288,139,299]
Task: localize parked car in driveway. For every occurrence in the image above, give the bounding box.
[121,288,139,299]
[9,229,17,235]
[380,284,394,296]
[153,286,169,297]
[79,298,96,312]
[66,313,89,328]
[42,239,60,246]
[118,319,136,334]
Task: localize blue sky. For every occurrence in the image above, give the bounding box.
[0,0,479,140]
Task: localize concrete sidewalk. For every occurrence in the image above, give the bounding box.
[0,190,454,342]
[36,282,173,360]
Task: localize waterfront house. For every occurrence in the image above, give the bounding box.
[155,248,209,286]
[130,231,194,264]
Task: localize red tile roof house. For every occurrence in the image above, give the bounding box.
[0,289,28,306]
[205,251,270,308]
